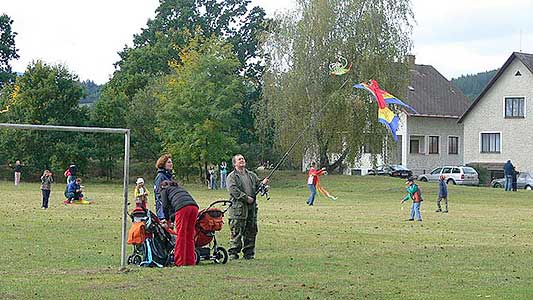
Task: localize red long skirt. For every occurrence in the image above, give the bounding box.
[174,205,199,266]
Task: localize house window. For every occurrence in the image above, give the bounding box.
[481,133,501,153]
[429,136,439,154]
[448,136,459,154]
[410,140,419,154]
[505,97,525,118]
[409,135,425,154]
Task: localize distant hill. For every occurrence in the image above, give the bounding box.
[451,69,498,101]
[80,80,102,105]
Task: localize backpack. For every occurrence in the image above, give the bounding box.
[412,185,423,202]
[127,222,146,245]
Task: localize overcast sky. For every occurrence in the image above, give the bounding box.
[1,0,532,84]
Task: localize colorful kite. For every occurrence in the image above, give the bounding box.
[329,56,352,76]
[317,182,337,201]
[353,80,417,141]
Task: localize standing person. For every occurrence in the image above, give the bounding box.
[210,166,218,190]
[512,167,518,192]
[227,154,269,260]
[154,154,174,222]
[436,175,448,213]
[306,162,325,206]
[504,160,514,192]
[206,168,211,189]
[401,177,423,221]
[134,177,149,209]
[160,180,199,266]
[9,160,22,186]
[220,161,228,189]
[67,163,78,184]
[40,170,54,209]
[63,167,71,184]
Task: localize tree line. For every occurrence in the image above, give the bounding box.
[451,69,498,101]
[0,0,416,181]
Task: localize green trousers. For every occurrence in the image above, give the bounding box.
[228,215,258,258]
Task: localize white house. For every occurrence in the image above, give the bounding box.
[458,52,533,179]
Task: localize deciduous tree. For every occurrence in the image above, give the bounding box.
[156,37,244,179]
[260,0,413,171]
[0,14,19,87]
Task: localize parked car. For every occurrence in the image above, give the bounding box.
[491,172,533,190]
[418,166,479,186]
[368,165,413,178]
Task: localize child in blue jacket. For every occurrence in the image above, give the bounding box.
[65,178,83,203]
[436,175,448,213]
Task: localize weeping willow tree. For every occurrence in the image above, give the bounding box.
[259,0,414,171]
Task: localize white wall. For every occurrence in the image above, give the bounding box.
[462,58,533,172]
[405,116,464,175]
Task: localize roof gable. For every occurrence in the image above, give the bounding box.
[458,52,533,123]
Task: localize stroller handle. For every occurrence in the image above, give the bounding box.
[196,200,233,217]
[206,199,233,209]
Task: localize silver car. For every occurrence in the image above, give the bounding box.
[491,172,533,190]
[418,166,479,186]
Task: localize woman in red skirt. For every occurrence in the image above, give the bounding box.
[160,180,199,266]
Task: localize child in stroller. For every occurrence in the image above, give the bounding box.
[127,207,175,267]
[127,200,232,266]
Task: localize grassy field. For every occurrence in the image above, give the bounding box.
[1,172,533,299]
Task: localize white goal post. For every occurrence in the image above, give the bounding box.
[0,123,131,269]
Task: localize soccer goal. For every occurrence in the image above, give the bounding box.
[0,123,132,269]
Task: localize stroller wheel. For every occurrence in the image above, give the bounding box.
[132,254,142,265]
[195,249,201,265]
[213,246,228,264]
[127,255,133,265]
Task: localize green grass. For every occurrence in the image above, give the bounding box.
[1,173,533,299]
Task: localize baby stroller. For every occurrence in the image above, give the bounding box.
[127,207,175,267]
[194,200,232,264]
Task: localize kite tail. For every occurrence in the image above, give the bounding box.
[316,183,337,201]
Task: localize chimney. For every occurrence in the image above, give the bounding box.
[406,54,415,67]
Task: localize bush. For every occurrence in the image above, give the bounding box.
[470,164,490,186]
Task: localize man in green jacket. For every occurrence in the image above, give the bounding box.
[227,154,269,260]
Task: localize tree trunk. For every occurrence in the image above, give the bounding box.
[198,163,203,182]
[327,148,349,173]
[319,137,330,168]
[203,138,209,184]
[204,160,208,186]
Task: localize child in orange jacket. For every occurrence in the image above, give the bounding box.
[306,162,325,206]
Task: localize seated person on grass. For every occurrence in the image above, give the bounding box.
[65,178,84,203]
